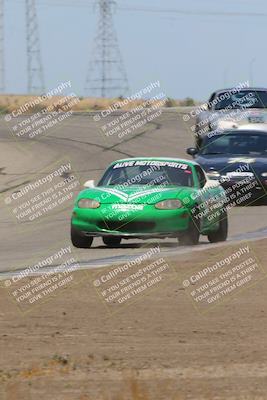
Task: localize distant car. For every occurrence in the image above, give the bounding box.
[187,129,267,204]
[71,157,228,247]
[195,87,267,147]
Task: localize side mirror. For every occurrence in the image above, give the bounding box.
[84,180,95,188]
[186,147,198,157]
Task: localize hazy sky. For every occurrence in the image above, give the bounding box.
[6,0,267,100]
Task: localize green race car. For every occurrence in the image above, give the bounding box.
[71,157,228,247]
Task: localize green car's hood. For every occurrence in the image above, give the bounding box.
[77,185,197,205]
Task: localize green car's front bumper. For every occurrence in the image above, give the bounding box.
[71,204,191,239]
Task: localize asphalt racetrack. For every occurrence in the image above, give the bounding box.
[1,110,267,273]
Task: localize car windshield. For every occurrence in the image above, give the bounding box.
[200,132,267,156]
[214,90,267,110]
[98,160,194,187]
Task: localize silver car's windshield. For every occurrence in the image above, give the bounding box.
[214,90,267,110]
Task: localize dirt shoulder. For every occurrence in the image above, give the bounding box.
[1,239,267,400]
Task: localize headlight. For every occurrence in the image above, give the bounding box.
[78,198,100,209]
[155,200,182,209]
[261,172,267,177]
[206,171,221,180]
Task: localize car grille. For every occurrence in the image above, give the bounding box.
[98,220,155,232]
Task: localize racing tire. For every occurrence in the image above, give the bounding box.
[179,217,200,246]
[207,212,228,243]
[71,226,93,248]
[103,236,122,248]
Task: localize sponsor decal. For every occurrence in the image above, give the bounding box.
[113,161,189,170]
[112,204,144,211]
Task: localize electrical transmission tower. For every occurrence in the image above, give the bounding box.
[0,0,5,93]
[26,0,45,94]
[85,0,129,98]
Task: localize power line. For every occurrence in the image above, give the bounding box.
[117,6,267,18]
[9,1,267,18]
[10,0,95,7]
[85,0,129,98]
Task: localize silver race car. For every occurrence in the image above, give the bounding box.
[195,87,267,147]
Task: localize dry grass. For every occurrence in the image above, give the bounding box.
[0,94,194,114]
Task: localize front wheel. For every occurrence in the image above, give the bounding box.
[103,236,122,248]
[207,212,228,243]
[71,226,93,248]
[179,217,200,246]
